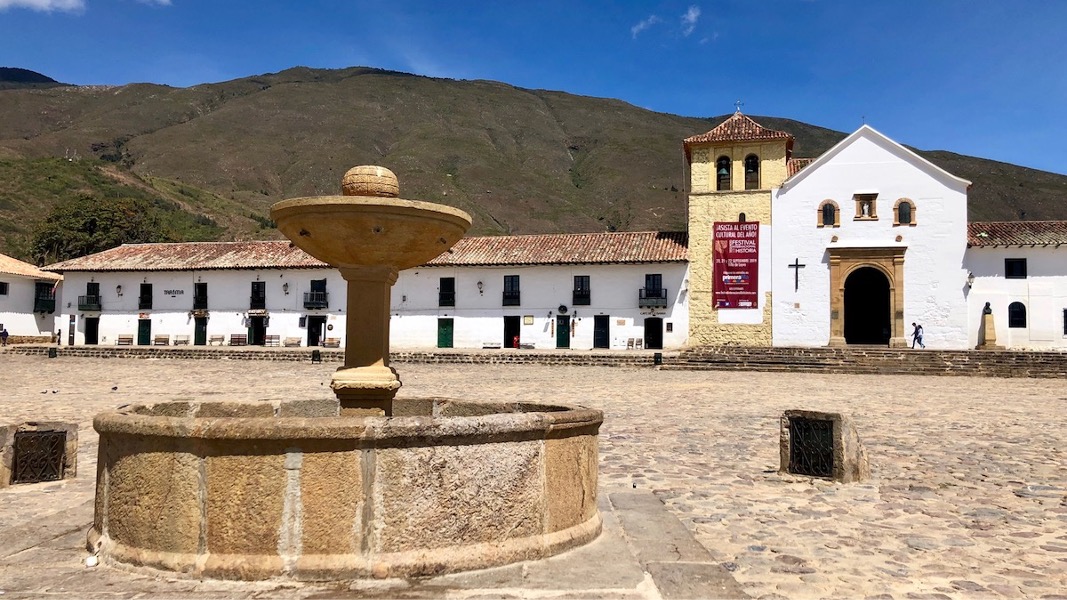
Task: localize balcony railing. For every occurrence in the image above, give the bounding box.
[303,291,329,309]
[438,291,455,307]
[573,290,591,306]
[502,290,520,306]
[34,297,56,313]
[78,295,102,311]
[638,288,668,308]
[249,295,266,310]
[193,296,208,310]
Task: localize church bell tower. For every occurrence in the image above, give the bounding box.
[684,110,793,346]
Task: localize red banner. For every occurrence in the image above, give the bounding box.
[713,221,759,309]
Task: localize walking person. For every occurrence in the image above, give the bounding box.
[0,327,8,347]
[911,322,925,349]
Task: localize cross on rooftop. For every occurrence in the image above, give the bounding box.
[735,100,744,113]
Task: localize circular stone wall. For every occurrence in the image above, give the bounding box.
[87,397,601,580]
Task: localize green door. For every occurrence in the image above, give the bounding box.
[194,317,208,346]
[137,319,151,346]
[437,318,454,348]
[556,316,570,349]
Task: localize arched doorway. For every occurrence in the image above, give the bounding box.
[843,267,890,345]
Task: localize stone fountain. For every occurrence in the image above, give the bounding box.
[86,166,602,580]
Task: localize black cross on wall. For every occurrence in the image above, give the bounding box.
[788,258,806,292]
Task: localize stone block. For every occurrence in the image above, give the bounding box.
[101,435,201,557]
[197,402,275,418]
[544,435,598,532]
[204,442,287,556]
[277,398,339,418]
[0,421,78,487]
[372,440,545,553]
[299,444,364,556]
[780,410,870,483]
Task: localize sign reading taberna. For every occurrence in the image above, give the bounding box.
[713,221,759,309]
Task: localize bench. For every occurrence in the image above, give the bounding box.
[173,335,190,346]
[229,334,248,346]
[284,337,302,347]
[208,335,225,346]
[116,335,134,346]
[264,334,280,347]
[322,337,341,348]
[482,342,502,349]
[153,335,170,346]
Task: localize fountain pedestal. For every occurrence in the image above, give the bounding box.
[270,166,472,415]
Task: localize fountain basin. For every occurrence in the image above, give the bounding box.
[87,398,601,580]
[270,196,472,270]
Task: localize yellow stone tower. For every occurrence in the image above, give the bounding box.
[684,111,793,346]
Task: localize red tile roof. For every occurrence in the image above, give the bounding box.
[0,252,62,280]
[44,232,690,272]
[429,231,688,266]
[787,158,815,178]
[44,241,328,272]
[968,221,1067,247]
[684,112,794,147]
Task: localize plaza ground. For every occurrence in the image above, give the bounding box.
[1,354,1066,598]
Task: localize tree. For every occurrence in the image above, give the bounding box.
[31,194,172,264]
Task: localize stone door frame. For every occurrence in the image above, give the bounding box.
[827,246,907,348]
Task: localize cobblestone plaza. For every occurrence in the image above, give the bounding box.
[2,354,1066,598]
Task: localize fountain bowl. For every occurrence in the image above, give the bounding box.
[270,196,471,271]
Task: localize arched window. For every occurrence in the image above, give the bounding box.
[1008,302,1027,328]
[817,199,840,228]
[738,212,746,222]
[894,198,916,226]
[716,156,731,191]
[744,154,760,190]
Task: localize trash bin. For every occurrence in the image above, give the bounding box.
[311,349,322,364]
[653,352,662,365]
[47,347,58,359]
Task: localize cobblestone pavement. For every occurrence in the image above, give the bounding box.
[2,354,1067,599]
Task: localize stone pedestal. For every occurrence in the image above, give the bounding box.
[976,311,1003,350]
[331,267,401,416]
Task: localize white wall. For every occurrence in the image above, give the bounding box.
[965,247,1067,349]
[772,128,971,348]
[392,263,690,350]
[57,268,346,346]
[0,274,57,338]
[55,261,690,350]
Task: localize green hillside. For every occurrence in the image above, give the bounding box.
[0,66,1063,262]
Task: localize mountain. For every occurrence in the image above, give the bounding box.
[0,66,1063,261]
[0,67,66,90]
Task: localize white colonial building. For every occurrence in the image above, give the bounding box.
[0,252,60,343]
[44,231,690,350]
[965,221,1067,349]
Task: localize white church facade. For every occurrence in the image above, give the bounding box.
[32,113,1067,352]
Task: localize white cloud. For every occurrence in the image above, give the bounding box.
[681,5,701,36]
[136,0,171,5]
[0,0,84,12]
[630,14,661,39]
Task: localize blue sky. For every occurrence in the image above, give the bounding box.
[2,0,1065,175]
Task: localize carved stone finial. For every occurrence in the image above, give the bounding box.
[342,165,399,198]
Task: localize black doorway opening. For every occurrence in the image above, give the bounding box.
[843,267,890,345]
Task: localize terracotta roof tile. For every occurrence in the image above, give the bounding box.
[684,112,793,147]
[0,252,62,280]
[968,221,1067,247]
[427,231,688,266]
[44,232,690,272]
[787,157,815,177]
[44,241,328,272]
